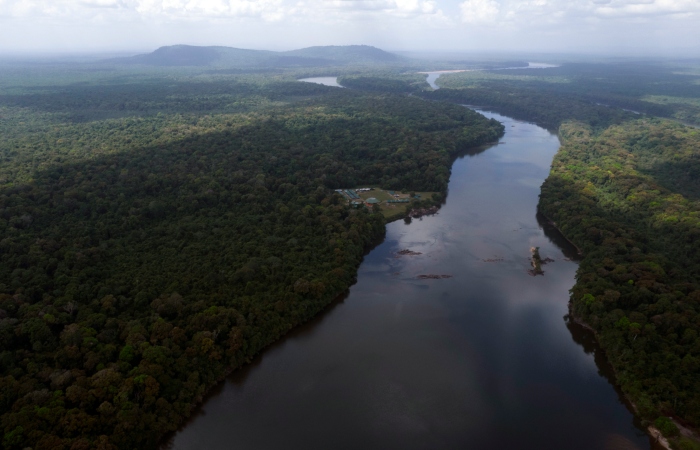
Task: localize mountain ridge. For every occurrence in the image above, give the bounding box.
[103,44,401,67]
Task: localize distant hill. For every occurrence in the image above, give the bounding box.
[283,45,400,64]
[104,44,402,68]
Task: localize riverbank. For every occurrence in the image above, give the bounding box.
[427,85,700,448]
[537,211,583,256]
[567,304,674,450]
[539,122,700,449]
[167,108,652,450]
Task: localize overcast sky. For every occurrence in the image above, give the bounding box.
[0,0,699,55]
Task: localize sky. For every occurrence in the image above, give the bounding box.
[0,0,699,56]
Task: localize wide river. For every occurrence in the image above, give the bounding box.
[165,90,657,449]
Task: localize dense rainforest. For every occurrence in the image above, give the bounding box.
[3,47,700,449]
[426,66,700,449]
[432,62,700,126]
[0,65,504,450]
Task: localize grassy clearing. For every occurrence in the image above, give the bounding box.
[345,187,437,221]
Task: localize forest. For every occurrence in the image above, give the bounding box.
[432,61,700,126]
[0,65,504,449]
[427,63,700,449]
[2,49,700,449]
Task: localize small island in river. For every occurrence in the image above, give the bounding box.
[528,246,554,276]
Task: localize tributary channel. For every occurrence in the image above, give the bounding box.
[165,78,657,449]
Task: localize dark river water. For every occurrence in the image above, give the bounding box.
[165,110,656,450]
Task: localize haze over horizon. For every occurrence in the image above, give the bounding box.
[0,0,699,57]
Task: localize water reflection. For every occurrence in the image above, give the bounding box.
[164,111,655,450]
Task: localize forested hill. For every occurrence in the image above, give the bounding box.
[0,74,503,450]
[421,71,700,448]
[283,45,400,64]
[105,44,402,68]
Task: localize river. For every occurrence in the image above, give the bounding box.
[298,76,344,87]
[422,63,560,90]
[164,92,657,449]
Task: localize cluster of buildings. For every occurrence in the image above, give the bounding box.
[335,188,380,207]
[336,189,362,200]
[334,187,418,208]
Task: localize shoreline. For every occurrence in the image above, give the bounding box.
[460,102,686,449]
[159,273,373,448]
[537,210,584,256]
[159,137,498,447]
[554,207,698,449]
[161,105,667,450]
[567,304,673,450]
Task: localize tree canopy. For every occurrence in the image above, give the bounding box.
[0,69,503,449]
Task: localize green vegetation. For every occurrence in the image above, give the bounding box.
[0,60,503,449]
[338,73,430,93]
[540,118,700,434]
[433,61,700,126]
[423,80,636,130]
[426,60,700,445]
[4,48,699,449]
[342,188,439,221]
[655,416,681,438]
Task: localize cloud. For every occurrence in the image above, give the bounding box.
[0,0,287,20]
[292,0,444,22]
[460,0,499,23]
[80,0,126,8]
[3,0,695,24]
[591,0,700,17]
[466,0,700,27]
[0,0,698,53]
[0,0,446,22]
[504,0,700,21]
[132,0,286,21]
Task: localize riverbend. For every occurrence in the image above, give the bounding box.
[165,109,657,450]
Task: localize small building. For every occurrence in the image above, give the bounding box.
[366,197,380,204]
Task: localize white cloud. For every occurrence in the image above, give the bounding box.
[0,0,443,22]
[500,0,700,21]
[3,0,695,24]
[132,0,286,20]
[0,0,698,53]
[460,0,499,23]
[80,0,126,8]
[465,0,700,28]
[591,0,700,17]
[0,0,287,20]
[293,0,443,21]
